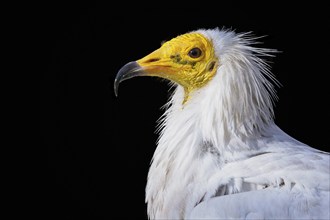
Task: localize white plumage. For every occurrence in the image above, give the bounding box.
[117,28,330,219]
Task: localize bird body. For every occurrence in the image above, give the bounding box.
[115,28,330,219]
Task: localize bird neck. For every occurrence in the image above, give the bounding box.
[165,81,274,156]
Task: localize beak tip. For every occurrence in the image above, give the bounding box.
[113,61,143,98]
[114,80,119,97]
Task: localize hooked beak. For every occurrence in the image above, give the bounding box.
[113,61,144,97]
[114,48,177,97]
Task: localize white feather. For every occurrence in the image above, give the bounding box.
[145,28,330,219]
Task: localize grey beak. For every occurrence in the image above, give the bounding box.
[114,61,144,97]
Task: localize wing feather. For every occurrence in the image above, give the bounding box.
[190,148,330,219]
[190,188,330,219]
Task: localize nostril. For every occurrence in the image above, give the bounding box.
[145,58,160,63]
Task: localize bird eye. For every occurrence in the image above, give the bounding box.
[188,47,202,58]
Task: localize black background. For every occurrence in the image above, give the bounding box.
[41,3,329,219]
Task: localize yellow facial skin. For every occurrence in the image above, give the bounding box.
[137,33,218,104]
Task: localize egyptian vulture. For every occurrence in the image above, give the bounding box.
[114,28,330,219]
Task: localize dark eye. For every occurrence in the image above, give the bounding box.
[188,47,202,58]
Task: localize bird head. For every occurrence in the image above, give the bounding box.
[114,32,219,103]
